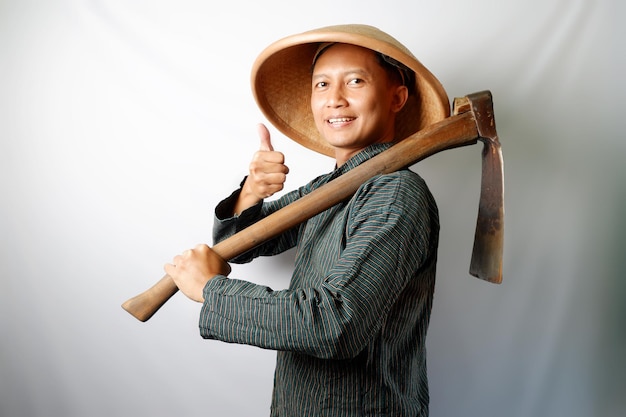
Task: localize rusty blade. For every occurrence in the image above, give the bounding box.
[466,91,504,283]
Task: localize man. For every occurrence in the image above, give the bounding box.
[165,25,450,416]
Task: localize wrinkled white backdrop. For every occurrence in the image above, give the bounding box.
[1,0,624,416]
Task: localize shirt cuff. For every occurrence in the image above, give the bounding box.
[214,176,263,223]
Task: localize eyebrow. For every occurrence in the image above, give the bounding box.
[311,68,370,81]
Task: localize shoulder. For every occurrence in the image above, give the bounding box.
[352,169,437,219]
[362,169,433,203]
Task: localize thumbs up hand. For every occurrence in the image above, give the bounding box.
[233,124,289,215]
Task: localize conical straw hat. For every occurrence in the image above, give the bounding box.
[251,24,450,157]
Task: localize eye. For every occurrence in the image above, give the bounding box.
[348,78,364,85]
[314,81,328,88]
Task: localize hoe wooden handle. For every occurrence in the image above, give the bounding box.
[122,91,494,322]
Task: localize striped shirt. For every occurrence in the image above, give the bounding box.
[200,143,439,416]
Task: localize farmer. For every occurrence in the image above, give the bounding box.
[165,24,450,416]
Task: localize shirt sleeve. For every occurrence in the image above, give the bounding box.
[200,172,438,360]
[212,177,314,263]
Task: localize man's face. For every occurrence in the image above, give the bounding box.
[310,43,407,164]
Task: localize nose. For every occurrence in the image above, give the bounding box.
[325,85,347,108]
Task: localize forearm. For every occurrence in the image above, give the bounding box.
[199,277,368,359]
[213,181,262,238]
[232,178,262,216]
[213,184,303,263]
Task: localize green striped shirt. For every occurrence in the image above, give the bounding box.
[201,143,439,416]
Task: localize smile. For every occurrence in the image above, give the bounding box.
[327,117,355,125]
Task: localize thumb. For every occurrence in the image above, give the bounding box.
[257,123,274,151]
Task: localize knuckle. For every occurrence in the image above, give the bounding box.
[195,243,209,252]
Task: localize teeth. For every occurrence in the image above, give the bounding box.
[328,118,352,124]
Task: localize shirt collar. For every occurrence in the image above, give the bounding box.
[335,143,393,174]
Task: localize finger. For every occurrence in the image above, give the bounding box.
[257,123,273,152]
[164,262,175,276]
[261,171,288,185]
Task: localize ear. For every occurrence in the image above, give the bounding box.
[391,85,409,113]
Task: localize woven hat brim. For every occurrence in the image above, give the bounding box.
[251,24,451,157]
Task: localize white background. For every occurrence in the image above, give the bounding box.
[1,0,624,416]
